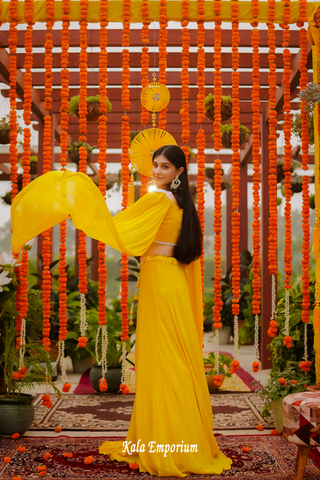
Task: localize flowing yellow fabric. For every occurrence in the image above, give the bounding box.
[10,169,230,476]
[99,256,231,476]
[0,1,315,24]
[308,7,320,383]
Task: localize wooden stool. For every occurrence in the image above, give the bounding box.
[283,391,320,480]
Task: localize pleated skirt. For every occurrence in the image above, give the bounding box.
[99,255,232,477]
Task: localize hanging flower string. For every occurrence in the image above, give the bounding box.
[95,0,109,391]
[251,26,261,373]
[56,0,71,393]
[298,18,311,371]
[76,0,89,348]
[213,0,222,153]
[231,0,241,359]
[281,0,293,349]
[267,0,278,339]
[180,0,190,165]
[118,0,131,395]
[158,0,167,130]
[141,0,150,126]
[196,0,206,312]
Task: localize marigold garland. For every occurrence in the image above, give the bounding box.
[231,0,241,323]
[196,129,205,303]
[213,0,222,152]
[9,0,19,206]
[251,26,261,372]
[196,0,205,125]
[250,0,259,27]
[213,159,223,329]
[297,0,307,27]
[267,0,279,338]
[158,0,167,130]
[281,1,293,348]
[141,0,150,126]
[140,174,149,197]
[180,0,190,164]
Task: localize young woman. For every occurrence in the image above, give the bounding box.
[11,145,232,477]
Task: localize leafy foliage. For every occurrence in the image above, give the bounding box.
[203,352,232,377]
[68,95,112,116]
[204,94,232,111]
[291,111,314,146]
[67,141,96,154]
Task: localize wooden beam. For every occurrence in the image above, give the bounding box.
[240,134,253,165]
[274,40,313,114]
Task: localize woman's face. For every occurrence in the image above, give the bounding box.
[152,155,184,190]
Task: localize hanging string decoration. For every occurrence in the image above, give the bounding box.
[281,0,293,350]
[213,0,222,153]
[141,0,150,126]
[119,0,132,395]
[180,0,190,165]
[158,0,167,130]
[251,26,261,373]
[298,15,311,370]
[231,0,241,346]
[95,0,109,391]
[267,0,279,339]
[76,0,89,350]
[56,0,71,393]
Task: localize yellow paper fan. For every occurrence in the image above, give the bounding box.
[141,82,170,112]
[130,129,177,177]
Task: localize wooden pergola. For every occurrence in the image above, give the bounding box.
[0,21,314,368]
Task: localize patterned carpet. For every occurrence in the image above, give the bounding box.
[1,435,320,479]
[30,393,275,431]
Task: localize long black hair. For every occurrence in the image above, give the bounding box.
[152,145,202,265]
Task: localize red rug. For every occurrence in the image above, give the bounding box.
[1,435,320,479]
[74,351,256,395]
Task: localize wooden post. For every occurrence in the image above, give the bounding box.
[239,162,248,255]
[91,238,99,281]
[226,187,232,272]
[260,106,273,369]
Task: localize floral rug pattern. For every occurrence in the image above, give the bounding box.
[1,435,320,479]
[30,393,275,431]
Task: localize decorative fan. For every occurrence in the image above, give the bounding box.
[130,129,177,177]
[141,81,170,112]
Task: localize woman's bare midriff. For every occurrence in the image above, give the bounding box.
[143,243,175,257]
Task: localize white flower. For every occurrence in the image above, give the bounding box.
[0,269,12,292]
[0,252,16,267]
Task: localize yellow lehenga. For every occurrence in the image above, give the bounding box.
[11,170,232,477]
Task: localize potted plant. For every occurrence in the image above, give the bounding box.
[309,194,315,209]
[276,157,302,183]
[291,111,314,146]
[204,94,233,122]
[91,173,119,192]
[18,155,38,175]
[65,307,97,373]
[0,115,23,145]
[0,250,60,435]
[283,173,305,194]
[1,191,12,206]
[203,352,232,392]
[68,94,112,123]
[253,362,314,433]
[67,141,96,165]
[212,123,250,149]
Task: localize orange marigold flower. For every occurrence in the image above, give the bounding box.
[17,446,26,452]
[13,476,22,480]
[39,472,46,478]
[43,452,51,459]
[12,433,20,440]
[84,456,94,464]
[63,452,73,458]
[37,465,47,471]
[4,457,11,463]
[271,429,279,435]
[279,377,286,385]
[304,384,309,388]
[242,447,250,453]
[256,425,264,431]
[129,462,140,470]
[291,379,297,385]
[12,372,20,381]
[55,427,62,433]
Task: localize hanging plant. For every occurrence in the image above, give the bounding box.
[67,141,96,165]
[0,115,23,145]
[204,94,232,122]
[69,95,112,123]
[291,112,314,146]
[276,157,301,183]
[281,174,306,194]
[205,168,232,192]
[129,131,142,145]
[299,82,320,114]
[212,123,250,149]
[309,194,315,210]
[19,155,38,175]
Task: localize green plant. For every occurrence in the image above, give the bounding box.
[68,95,112,116]
[309,194,315,209]
[1,192,12,206]
[253,361,314,418]
[204,94,232,112]
[0,318,60,398]
[220,123,250,136]
[67,141,96,154]
[0,115,23,134]
[291,112,314,146]
[25,290,44,341]
[65,307,135,367]
[203,352,232,377]
[299,82,320,114]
